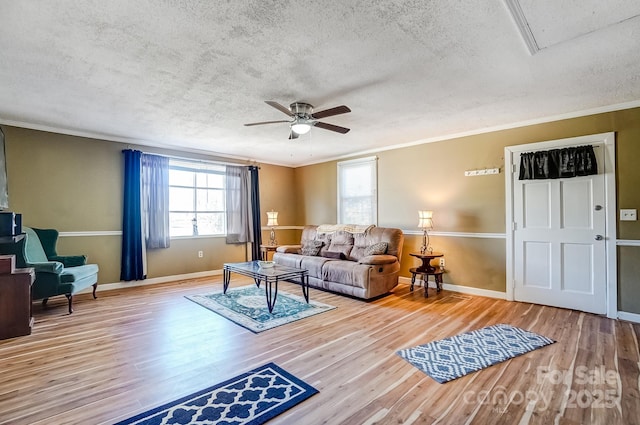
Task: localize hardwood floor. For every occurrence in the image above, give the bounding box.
[0,277,638,425]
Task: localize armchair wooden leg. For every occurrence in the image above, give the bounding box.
[65,294,73,314]
[92,283,98,299]
[42,298,49,307]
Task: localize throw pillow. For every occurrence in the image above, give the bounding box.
[327,231,355,258]
[301,240,324,256]
[322,251,346,260]
[316,232,333,256]
[364,241,388,256]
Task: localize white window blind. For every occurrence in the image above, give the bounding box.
[337,156,378,225]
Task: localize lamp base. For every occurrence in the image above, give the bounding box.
[420,230,432,254]
[269,228,277,246]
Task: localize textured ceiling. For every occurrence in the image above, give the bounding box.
[1,1,639,167]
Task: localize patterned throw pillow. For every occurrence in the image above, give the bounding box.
[301,240,324,256]
[364,241,388,256]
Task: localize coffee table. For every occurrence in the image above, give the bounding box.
[222,261,309,313]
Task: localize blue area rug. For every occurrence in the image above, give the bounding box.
[186,285,336,333]
[114,362,318,425]
[397,324,555,384]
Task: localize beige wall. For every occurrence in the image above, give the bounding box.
[294,107,640,313]
[3,125,298,284]
[3,106,639,313]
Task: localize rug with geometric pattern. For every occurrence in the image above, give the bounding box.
[186,285,336,333]
[397,324,555,384]
[113,362,318,425]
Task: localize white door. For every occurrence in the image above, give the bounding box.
[510,139,607,314]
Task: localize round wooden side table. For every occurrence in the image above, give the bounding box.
[409,252,445,297]
[260,244,279,261]
[409,267,445,298]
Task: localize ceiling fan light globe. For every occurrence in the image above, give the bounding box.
[291,123,311,135]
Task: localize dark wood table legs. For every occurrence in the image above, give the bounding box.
[223,262,309,313]
[410,267,444,298]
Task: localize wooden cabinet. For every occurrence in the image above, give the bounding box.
[0,254,35,340]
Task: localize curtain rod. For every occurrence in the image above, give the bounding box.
[125,146,260,168]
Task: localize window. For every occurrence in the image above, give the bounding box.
[337,156,378,225]
[169,160,226,237]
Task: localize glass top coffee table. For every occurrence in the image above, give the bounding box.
[223,261,309,313]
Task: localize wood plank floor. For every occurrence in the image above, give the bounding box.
[0,277,638,425]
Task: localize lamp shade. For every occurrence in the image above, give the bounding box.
[418,210,433,229]
[266,211,279,227]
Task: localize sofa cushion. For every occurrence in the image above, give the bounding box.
[60,264,100,283]
[301,240,323,256]
[276,245,302,254]
[328,231,354,259]
[364,242,388,256]
[358,254,398,265]
[272,252,303,269]
[322,260,370,289]
[322,251,346,260]
[301,256,331,278]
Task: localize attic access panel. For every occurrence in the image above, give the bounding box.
[506,0,640,53]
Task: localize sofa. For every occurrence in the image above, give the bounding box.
[0,226,99,314]
[273,224,404,299]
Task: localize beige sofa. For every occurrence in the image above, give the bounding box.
[273,225,404,299]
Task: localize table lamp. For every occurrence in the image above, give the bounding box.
[266,210,279,246]
[418,210,433,254]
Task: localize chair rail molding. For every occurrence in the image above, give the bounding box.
[402,229,506,239]
[616,239,640,246]
[59,231,122,237]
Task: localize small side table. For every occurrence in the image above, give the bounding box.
[409,252,443,273]
[409,251,444,298]
[409,267,445,298]
[260,244,279,261]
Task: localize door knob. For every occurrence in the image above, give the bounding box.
[595,235,603,241]
[595,205,603,211]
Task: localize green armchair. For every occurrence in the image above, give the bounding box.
[0,227,99,314]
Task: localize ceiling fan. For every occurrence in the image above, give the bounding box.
[244,101,351,139]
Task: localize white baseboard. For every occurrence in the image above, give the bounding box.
[78,269,223,294]
[81,271,638,322]
[617,311,640,324]
[398,276,506,299]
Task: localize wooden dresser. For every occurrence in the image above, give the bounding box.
[0,254,35,340]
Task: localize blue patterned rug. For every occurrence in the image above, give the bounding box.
[397,324,555,383]
[186,285,336,333]
[114,362,318,425]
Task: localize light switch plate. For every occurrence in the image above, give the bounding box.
[620,209,637,221]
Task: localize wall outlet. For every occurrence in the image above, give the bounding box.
[198,250,204,258]
[620,209,637,221]
[439,258,445,268]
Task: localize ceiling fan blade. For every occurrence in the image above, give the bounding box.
[289,130,299,140]
[314,121,350,134]
[311,105,351,119]
[244,120,290,126]
[265,101,293,116]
